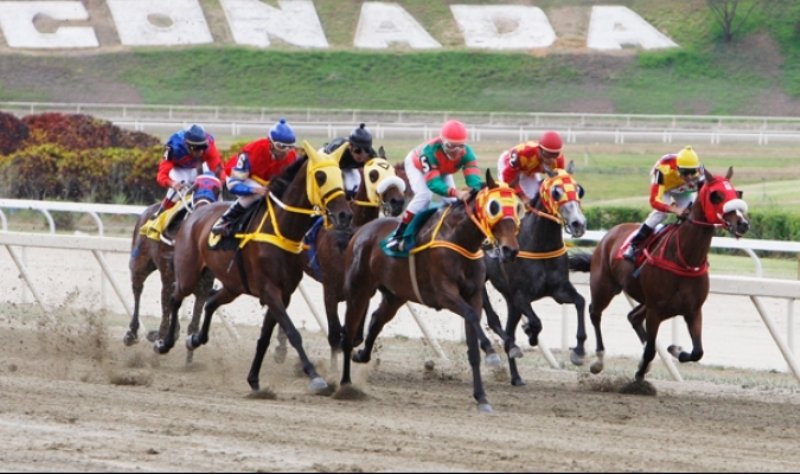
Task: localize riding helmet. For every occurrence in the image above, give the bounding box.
[184,124,209,147]
[440,120,468,144]
[676,145,700,169]
[349,123,373,149]
[538,130,563,153]
[269,118,296,145]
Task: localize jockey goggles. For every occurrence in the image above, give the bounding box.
[273,142,294,151]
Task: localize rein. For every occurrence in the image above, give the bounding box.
[410,206,484,260]
[234,193,317,254]
[517,201,567,261]
[643,221,709,277]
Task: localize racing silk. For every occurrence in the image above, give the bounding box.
[157,130,223,188]
[224,138,298,196]
[411,137,481,197]
[324,137,377,169]
[649,153,704,213]
[499,140,566,186]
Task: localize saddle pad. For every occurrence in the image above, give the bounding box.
[380,205,442,258]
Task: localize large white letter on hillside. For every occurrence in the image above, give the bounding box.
[0,1,98,48]
[220,0,328,48]
[450,5,555,50]
[354,2,441,50]
[587,6,678,50]
[107,0,212,46]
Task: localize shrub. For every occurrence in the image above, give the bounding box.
[0,111,30,155]
[21,113,160,151]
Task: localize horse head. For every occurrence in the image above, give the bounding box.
[474,169,522,262]
[538,167,587,237]
[695,166,749,238]
[303,141,353,231]
[361,147,406,217]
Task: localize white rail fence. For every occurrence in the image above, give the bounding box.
[4,101,800,146]
[1,199,799,382]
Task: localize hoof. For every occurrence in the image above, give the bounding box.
[477,403,494,414]
[507,346,523,359]
[589,360,604,374]
[570,351,585,366]
[352,349,370,364]
[145,330,159,343]
[185,349,194,365]
[123,331,138,347]
[309,376,329,393]
[511,377,526,387]
[485,353,502,367]
[153,340,171,355]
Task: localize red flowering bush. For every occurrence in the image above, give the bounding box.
[0,111,30,155]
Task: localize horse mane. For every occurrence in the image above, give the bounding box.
[269,155,308,198]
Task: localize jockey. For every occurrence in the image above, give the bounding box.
[323,122,377,199]
[211,118,299,237]
[623,145,705,261]
[497,130,566,203]
[154,123,224,217]
[385,119,482,252]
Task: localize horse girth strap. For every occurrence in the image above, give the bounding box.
[410,207,484,260]
[234,196,309,254]
[517,245,567,260]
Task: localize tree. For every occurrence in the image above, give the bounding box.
[707,0,759,43]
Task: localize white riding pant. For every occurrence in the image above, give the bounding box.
[497,154,541,202]
[404,150,457,215]
[644,190,695,228]
[165,167,198,203]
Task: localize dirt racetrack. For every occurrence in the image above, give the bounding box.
[0,303,799,472]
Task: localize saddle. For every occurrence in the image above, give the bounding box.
[140,199,191,245]
[207,202,262,250]
[617,224,671,267]
[380,205,441,258]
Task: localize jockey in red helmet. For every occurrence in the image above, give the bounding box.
[497,130,566,203]
[385,119,482,253]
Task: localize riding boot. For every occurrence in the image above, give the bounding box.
[211,202,247,237]
[623,224,653,262]
[385,222,408,252]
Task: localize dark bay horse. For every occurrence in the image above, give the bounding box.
[125,176,221,350]
[483,168,588,386]
[340,170,522,413]
[301,152,406,364]
[155,142,353,394]
[570,167,749,382]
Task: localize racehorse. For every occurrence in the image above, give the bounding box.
[125,174,221,355]
[155,142,353,394]
[569,167,749,382]
[339,170,523,413]
[301,151,406,365]
[482,168,588,386]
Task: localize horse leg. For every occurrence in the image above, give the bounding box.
[155,262,179,343]
[154,292,184,354]
[259,289,328,393]
[246,309,279,392]
[273,327,288,364]
[514,294,542,347]
[627,304,647,343]
[187,286,236,350]
[552,283,587,366]
[323,288,343,371]
[502,302,528,386]
[669,310,704,363]
[634,309,662,381]
[125,255,155,346]
[481,287,522,361]
[587,279,618,374]
[354,292,404,364]
[185,271,214,365]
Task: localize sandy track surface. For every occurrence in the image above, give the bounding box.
[1,306,799,472]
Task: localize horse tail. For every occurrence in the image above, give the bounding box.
[568,251,592,272]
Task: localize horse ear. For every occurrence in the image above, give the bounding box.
[302,140,319,164]
[378,146,386,159]
[726,166,734,180]
[704,167,712,181]
[566,160,575,175]
[486,168,497,188]
[544,166,557,178]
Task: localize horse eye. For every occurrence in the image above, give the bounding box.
[369,169,380,184]
[314,170,328,187]
[710,190,724,205]
[577,185,585,199]
[552,188,563,201]
[488,200,501,216]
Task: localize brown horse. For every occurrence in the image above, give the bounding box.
[125,177,221,351]
[482,168,588,386]
[570,167,749,382]
[155,142,353,394]
[301,151,406,363]
[339,170,522,413]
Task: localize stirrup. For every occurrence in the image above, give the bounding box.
[623,246,636,262]
[386,236,405,252]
